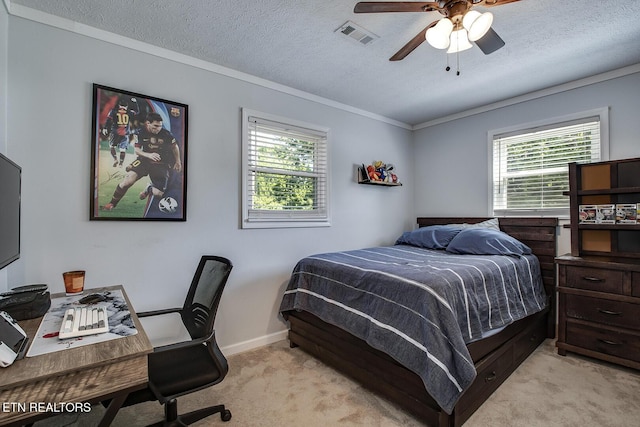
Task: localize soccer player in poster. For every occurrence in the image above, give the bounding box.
[102,112,182,211]
[101,95,140,167]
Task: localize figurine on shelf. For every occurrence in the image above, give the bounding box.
[386,163,398,183]
[373,160,386,181]
[363,161,399,183]
[366,164,381,181]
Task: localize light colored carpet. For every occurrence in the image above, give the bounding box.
[35,339,640,426]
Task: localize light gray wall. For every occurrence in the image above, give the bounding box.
[5,16,414,351]
[0,2,7,151]
[412,70,640,256]
[413,71,640,215]
[1,2,9,290]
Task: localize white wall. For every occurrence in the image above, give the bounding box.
[412,70,640,255]
[5,15,414,352]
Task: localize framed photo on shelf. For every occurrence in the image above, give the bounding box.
[90,84,188,221]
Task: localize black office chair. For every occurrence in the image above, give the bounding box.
[123,255,233,426]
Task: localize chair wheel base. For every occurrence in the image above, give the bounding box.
[149,399,230,426]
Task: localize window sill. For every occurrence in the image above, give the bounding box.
[242,220,331,229]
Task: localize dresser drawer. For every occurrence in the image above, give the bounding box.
[564,266,623,293]
[566,322,640,363]
[458,343,513,408]
[565,294,640,331]
[513,317,546,364]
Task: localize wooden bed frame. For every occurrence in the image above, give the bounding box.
[285,217,558,427]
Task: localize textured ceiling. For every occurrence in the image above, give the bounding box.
[9,0,640,126]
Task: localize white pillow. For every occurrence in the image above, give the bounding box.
[447,218,500,231]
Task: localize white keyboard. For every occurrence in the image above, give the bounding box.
[58,306,110,339]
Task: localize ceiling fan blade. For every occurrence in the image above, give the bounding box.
[476,0,521,7]
[354,2,441,13]
[389,20,438,61]
[475,27,505,54]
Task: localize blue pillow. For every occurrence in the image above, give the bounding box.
[395,226,461,250]
[446,228,532,256]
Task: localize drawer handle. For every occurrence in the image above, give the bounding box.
[598,338,621,346]
[484,371,497,382]
[582,276,604,282]
[597,308,622,316]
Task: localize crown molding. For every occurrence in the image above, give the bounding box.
[413,63,640,130]
[6,1,412,130]
[7,1,638,132]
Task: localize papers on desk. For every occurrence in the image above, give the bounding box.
[26,288,138,357]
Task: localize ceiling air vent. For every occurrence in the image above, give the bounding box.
[336,21,379,46]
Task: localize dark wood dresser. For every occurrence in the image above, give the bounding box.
[556,255,640,369]
[556,157,640,369]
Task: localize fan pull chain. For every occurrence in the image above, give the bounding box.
[444,53,461,76]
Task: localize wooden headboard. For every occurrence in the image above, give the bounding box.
[417,217,559,337]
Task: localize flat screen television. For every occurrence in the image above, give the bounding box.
[0,153,21,270]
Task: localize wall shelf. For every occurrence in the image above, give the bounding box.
[578,223,640,230]
[358,180,402,187]
[356,165,402,187]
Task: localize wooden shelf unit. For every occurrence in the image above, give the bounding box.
[568,158,640,258]
[557,157,640,370]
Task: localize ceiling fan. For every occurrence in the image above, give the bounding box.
[354,0,520,61]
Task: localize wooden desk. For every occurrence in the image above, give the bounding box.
[0,285,152,426]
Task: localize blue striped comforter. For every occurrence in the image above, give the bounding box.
[279,245,547,414]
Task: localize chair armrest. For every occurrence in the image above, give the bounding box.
[152,330,216,353]
[136,307,182,318]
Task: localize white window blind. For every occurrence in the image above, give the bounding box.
[242,109,329,228]
[492,115,603,216]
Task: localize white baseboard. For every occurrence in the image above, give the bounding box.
[140,314,289,356]
[221,329,288,356]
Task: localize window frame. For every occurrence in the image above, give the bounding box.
[241,108,330,229]
[488,107,609,218]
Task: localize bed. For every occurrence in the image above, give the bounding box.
[279,217,558,427]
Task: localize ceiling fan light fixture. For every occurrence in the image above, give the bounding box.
[426,18,453,49]
[463,11,493,42]
[447,29,473,53]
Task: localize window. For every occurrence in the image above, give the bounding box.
[490,108,608,217]
[242,109,330,228]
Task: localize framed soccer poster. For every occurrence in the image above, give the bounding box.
[90,84,188,221]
